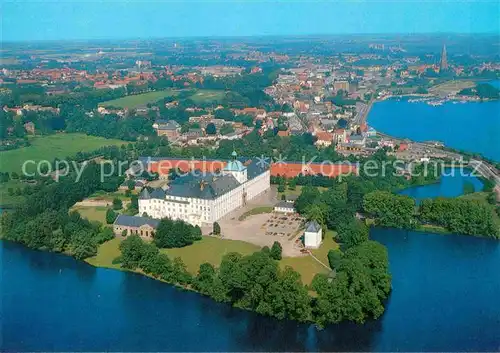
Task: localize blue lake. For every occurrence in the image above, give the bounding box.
[2,173,500,352]
[368,98,500,161]
[398,167,484,203]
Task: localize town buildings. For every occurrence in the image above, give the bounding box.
[153,120,181,138]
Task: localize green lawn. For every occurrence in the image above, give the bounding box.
[72,205,109,224]
[460,192,490,203]
[99,89,179,109]
[189,89,226,104]
[89,190,134,201]
[85,231,339,285]
[0,179,27,207]
[86,238,122,269]
[280,231,338,285]
[238,206,273,221]
[0,133,125,173]
[161,236,261,274]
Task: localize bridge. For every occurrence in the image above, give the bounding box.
[469,159,500,187]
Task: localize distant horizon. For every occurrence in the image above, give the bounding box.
[3,1,498,42]
[2,32,499,44]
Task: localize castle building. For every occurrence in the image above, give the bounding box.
[138,152,270,226]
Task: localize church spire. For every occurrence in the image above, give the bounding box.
[440,43,448,72]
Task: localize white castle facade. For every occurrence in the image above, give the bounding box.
[138,152,270,226]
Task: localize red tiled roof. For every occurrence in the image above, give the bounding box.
[315,132,333,142]
[271,163,357,178]
[149,160,227,176]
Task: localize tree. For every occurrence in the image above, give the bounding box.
[336,219,368,249]
[112,198,123,210]
[106,208,117,224]
[277,184,285,193]
[130,195,139,210]
[194,262,217,295]
[327,249,342,270]
[270,241,282,260]
[206,122,217,135]
[363,191,416,229]
[295,186,321,214]
[305,204,326,227]
[119,235,146,269]
[213,221,221,235]
[69,230,98,260]
[154,218,202,248]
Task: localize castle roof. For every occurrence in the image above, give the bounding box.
[114,215,160,229]
[305,220,321,233]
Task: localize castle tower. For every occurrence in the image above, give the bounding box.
[222,150,247,184]
[440,44,448,72]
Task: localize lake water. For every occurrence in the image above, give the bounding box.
[368,98,500,161]
[2,173,500,352]
[398,167,484,203]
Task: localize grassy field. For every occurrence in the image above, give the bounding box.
[429,80,475,94]
[99,89,226,108]
[0,180,26,207]
[280,231,338,285]
[189,89,226,104]
[161,236,261,274]
[460,191,491,202]
[86,238,122,269]
[0,133,125,173]
[86,231,339,285]
[72,205,109,224]
[89,190,135,201]
[238,206,273,221]
[99,89,178,109]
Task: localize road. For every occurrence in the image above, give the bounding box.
[469,159,500,186]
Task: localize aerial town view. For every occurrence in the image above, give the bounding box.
[1,1,500,352]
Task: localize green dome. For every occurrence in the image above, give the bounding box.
[224,160,246,172]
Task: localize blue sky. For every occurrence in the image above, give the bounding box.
[2,1,499,41]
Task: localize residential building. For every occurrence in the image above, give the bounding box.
[153,120,181,138]
[333,81,350,92]
[274,201,296,213]
[315,131,333,147]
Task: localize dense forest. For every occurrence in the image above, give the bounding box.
[1,162,124,257]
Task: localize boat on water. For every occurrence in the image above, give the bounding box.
[427,100,445,106]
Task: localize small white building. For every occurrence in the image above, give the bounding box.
[304,220,322,249]
[274,201,296,213]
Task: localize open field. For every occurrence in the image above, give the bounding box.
[0,180,26,207]
[86,238,122,269]
[460,191,491,202]
[99,89,178,108]
[280,231,338,285]
[161,236,260,274]
[189,89,226,104]
[429,80,475,94]
[87,230,338,285]
[99,89,226,108]
[72,205,109,224]
[0,134,125,173]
